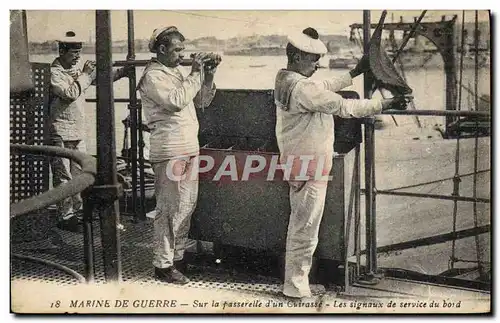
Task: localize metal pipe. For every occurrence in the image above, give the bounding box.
[473,10,483,277]
[127,10,139,220]
[12,254,86,284]
[380,109,490,117]
[114,59,192,67]
[344,148,358,291]
[10,144,96,217]
[127,10,146,219]
[362,10,377,277]
[86,98,140,103]
[444,18,459,130]
[82,191,95,283]
[126,11,135,61]
[359,224,490,255]
[137,104,146,219]
[85,100,491,118]
[370,115,377,274]
[10,173,95,218]
[374,189,490,203]
[95,10,122,282]
[451,10,467,270]
[354,145,361,278]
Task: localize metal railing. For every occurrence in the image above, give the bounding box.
[10,144,97,283]
[344,108,491,292]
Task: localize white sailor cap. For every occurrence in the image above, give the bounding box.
[148,26,185,53]
[57,31,84,48]
[287,27,327,55]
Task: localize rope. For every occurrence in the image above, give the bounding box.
[461,83,490,103]
[384,169,489,192]
[450,10,467,270]
[453,258,490,265]
[472,10,483,276]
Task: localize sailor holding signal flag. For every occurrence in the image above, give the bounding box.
[274,27,407,298]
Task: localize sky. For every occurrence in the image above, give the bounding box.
[25,10,491,42]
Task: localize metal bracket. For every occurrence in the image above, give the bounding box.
[128,103,141,110]
[89,184,124,205]
[357,271,384,285]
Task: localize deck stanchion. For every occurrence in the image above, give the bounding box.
[357,10,380,285]
[126,10,139,220]
[82,190,95,283]
[95,10,122,282]
[473,10,484,279]
[344,150,359,293]
[126,10,146,220]
[354,145,361,278]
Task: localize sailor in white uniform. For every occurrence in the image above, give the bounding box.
[274,27,405,298]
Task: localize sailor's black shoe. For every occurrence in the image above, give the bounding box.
[154,266,190,285]
[174,259,187,273]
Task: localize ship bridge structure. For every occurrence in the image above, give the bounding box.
[9,10,491,313]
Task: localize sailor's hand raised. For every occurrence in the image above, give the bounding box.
[191,53,208,74]
[83,60,96,74]
[349,54,370,78]
[83,60,97,80]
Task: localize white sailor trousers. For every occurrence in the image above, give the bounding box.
[152,156,199,268]
[283,179,328,298]
[49,135,85,218]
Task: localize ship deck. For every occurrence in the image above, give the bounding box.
[11,212,490,314]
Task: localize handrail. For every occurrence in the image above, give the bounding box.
[354,106,491,288]
[113,58,192,67]
[10,144,97,218]
[381,109,490,118]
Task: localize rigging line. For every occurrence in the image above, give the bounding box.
[451,10,467,269]
[168,10,267,25]
[453,258,491,264]
[168,10,346,29]
[391,10,427,64]
[472,9,483,276]
[460,83,490,103]
[384,169,490,192]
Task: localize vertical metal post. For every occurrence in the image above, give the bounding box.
[126,10,139,219]
[137,110,146,219]
[126,10,146,220]
[82,190,95,283]
[444,24,458,132]
[95,10,122,282]
[344,149,359,293]
[360,10,379,283]
[21,10,29,54]
[451,10,467,270]
[354,145,361,277]
[472,10,483,277]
